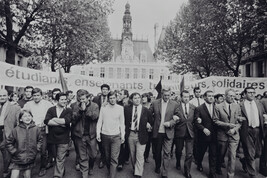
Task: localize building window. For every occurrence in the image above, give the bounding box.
[149,69,154,79]
[117,68,122,79]
[141,69,146,79]
[100,67,105,78]
[133,68,138,79]
[160,75,164,80]
[109,68,113,78]
[81,71,85,75]
[125,68,130,79]
[168,76,172,80]
[89,70,93,76]
[246,64,251,77]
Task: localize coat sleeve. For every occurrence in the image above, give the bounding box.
[6,129,18,155]
[44,108,53,125]
[64,109,72,126]
[86,104,99,121]
[213,106,231,129]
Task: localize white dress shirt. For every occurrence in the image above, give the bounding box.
[182,102,189,118]
[244,100,260,128]
[159,99,168,133]
[190,97,204,107]
[205,102,213,117]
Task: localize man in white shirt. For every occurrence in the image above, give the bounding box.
[190,87,204,107]
[23,88,53,177]
[150,89,179,178]
[239,87,266,178]
[96,91,125,178]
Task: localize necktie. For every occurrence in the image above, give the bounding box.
[228,104,231,118]
[133,106,138,131]
[250,102,257,128]
[197,98,200,106]
[185,104,188,118]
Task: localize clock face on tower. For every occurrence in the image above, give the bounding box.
[122,38,133,62]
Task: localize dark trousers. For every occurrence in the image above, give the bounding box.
[118,139,129,165]
[0,127,11,174]
[74,135,97,178]
[97,140,105,164]
[242,127,262,177]
[260,135,267,176]
[197,139,216,176]
[101,134,121,178]
[174,130,193,174]
[144,132,152,159]
[40,129,48,170]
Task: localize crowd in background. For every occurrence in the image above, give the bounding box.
[0,84,267,178]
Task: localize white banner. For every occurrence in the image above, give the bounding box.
[0,62,179,95]
[183,75,267,95]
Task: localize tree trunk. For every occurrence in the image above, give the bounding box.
[5,46,16,64]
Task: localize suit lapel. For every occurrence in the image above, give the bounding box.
[240,102,248,119]
[4,102,11,120]
[203,104,211,119]
[158,100,162,117]
[179,103,186,119]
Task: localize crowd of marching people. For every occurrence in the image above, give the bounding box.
[0,84,267,178]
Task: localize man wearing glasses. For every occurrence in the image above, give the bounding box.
[239,87,266,178]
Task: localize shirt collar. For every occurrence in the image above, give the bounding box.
[162,99,169,103]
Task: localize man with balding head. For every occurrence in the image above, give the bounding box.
[0,89,21,178]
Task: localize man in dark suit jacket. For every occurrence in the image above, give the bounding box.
[239,87,267,178]
[194,90,217,178]
[124,92,152,178]
[44,92,72,178]
[150,89,179,178]
[213,89,243,178]
[92,84,110,168]
[174,90,196,178]
[259,91,267,177]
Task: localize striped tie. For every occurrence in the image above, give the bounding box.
[133,106,138,131]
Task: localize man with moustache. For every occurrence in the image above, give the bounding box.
[174,90,196,178]
[239,87,267,178]
[150,88,179,178]
[0,89,20,178]
[124,92,152,178]
[213,89,243,178]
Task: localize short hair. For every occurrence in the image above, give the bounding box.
[225,88,235,96]
[32,88,42,95]
[129,92,141,100]
[77,89,90,98]
[66,90,73,96]
[55,92,67,101]
[52,88,61,94]
[19,109,33,120]
[180,90,190,97]
[214,94,223,100]
[24,86,34,91]
[193,87,201,93]
[107,91,116,99]
[121,89,129,97]
[203,90,214,97]
[101,84,110,90]
[263,91,267,98]
[244,87,255,94]
[161,88,171,94]
[141,93,151,102]
[9,92,18,101]
[147,92,153,97]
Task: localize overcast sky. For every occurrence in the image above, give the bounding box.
[108,0,188,51]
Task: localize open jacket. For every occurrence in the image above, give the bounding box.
[72,102,99,139]
[6,122,43,165]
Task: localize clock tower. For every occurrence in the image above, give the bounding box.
[121,3,134,62]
